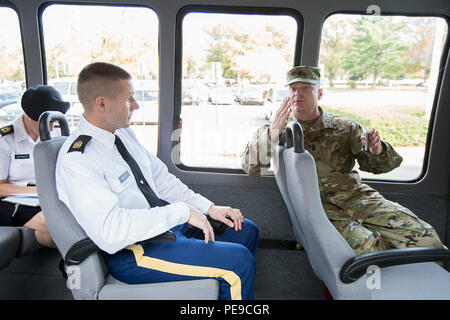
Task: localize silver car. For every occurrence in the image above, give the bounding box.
[264,87,288,120]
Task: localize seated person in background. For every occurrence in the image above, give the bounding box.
[0,85,70,248]
[56,62,259,300]
[241,65,446,255]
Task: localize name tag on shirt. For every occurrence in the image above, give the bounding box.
[15,154,30,159]
[119,171,130,183]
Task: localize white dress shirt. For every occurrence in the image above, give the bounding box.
[56,116,214,254]
[0,114,38,186]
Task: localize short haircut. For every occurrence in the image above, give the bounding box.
[77,62,132,110]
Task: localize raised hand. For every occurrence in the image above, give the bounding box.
[361,128,383,155]
[268,97,291,142]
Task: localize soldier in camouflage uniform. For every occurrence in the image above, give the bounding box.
[241,66,445,255]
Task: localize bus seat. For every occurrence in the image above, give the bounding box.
[272,133,306,250]
[280,121,450,299]
[33,111,219,300]
[16,227,42,256]
[0,225,42,270]
[0,227,21,269]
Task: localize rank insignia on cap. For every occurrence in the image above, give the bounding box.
[0,125,14,136]
[68,135,92,153]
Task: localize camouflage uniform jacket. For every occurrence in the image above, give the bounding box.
[241,107,403,219]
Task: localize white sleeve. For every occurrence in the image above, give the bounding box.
[0,140,11,181]
[149,151,214,214]
[56,153,190,254]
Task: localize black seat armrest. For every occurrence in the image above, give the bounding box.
[207,215,227,235]
[340,247,450,284]
[65,230,176,266]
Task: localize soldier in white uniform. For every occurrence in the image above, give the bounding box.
[0,85,70,247]
[56,62,259,300]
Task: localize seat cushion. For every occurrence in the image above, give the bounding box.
[370,262,450,300]
[98,274,219,300]
[0,227,21,269]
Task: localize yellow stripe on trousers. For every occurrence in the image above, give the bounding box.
[126,244,242,300]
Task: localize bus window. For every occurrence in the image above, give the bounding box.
[41,4,159,154]
[179,11,298,169]
[319,14,448,181]
[0,7,25,125]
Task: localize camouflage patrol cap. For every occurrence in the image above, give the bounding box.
[286,66,321,86]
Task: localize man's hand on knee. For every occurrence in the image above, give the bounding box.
[207,205,244,232]
[187,207,215,244]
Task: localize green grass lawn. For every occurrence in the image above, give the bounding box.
[322,105,429,147]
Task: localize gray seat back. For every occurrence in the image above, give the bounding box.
[34,112,106,299]
[272,140,308,250]
[282,121,368,298]
[0,227,21,269]
[16,227,41,256]
[0,226,41,269]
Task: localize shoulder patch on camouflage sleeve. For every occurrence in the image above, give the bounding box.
[0,125,14,137]
[68,135,92,153]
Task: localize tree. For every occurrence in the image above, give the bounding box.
[0,34,24,81]
[205,24,240,79]
[203,22,293,82]
[401,18,436,81]
[344,17,407,85]
[320,16,354,87]
[44,24,158,81]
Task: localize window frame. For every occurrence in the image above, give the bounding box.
[318,10,450,183]
[0,1,27,88]
[174,5,303,174]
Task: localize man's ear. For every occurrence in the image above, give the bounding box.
[317,88,323,100]
[94,96,107,113]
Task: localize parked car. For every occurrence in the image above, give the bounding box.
[0,102,22,123]
[131,99,159,124]
[132,82,159,124]
[48,77,79,105]
[48,78,86,126]
[236,87,265,105]
[264,87,289,120]
[0,91,20,108]
[65,101,84,127]
[208,87,236,105]
[182,86,200,105]
[134,88,158,103]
